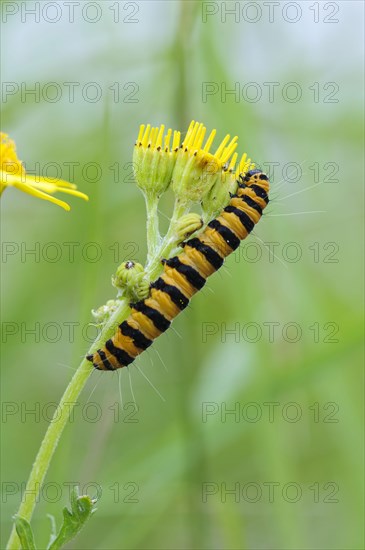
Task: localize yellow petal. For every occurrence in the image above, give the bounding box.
[221,136,238,164]
[214,134,231,159]
[228,152,238,172]
[17,174,76,191]
[12,180,71,210]
[137,124,145,143]
[203,129,216,153]
[1,172,88,201]
[27,177,88,200]
[164,128,172,150]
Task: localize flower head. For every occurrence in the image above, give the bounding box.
[0,132,88,211]
[171,120,239,205]
[133,124,180,197]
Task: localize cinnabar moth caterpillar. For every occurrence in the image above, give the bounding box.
[87,169,269,371]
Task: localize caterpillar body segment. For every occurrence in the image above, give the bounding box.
[87,169,269,370]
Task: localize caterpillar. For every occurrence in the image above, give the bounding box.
[87,169,269,371]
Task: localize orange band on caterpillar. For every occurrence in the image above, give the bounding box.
[87,169,269,371]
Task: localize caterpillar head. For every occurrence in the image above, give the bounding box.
[240,169,270,193]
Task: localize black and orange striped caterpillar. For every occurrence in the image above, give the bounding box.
[87,169,269,370]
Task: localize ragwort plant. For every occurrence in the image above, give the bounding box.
[3,121,269,549]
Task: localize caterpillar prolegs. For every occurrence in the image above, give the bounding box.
[87,169,269,371]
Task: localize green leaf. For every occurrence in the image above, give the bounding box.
[47,487,98,550]
[14,517,37,550]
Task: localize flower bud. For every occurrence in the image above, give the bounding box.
[112,260,149,301]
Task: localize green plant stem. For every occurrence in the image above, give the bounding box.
[146,198,190,278]
[6,300,130,550]
[145,193,161,264]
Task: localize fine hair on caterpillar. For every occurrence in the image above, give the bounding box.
[87,169,270,371]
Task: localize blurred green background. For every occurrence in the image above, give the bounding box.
[1,1,364,549]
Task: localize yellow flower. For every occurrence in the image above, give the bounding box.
[0,132,88,211]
